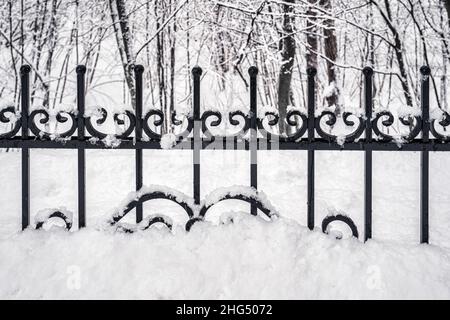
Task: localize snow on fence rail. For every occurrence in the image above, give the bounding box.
[0,64,443,243]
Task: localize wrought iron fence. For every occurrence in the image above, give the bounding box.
[0,64,442,243]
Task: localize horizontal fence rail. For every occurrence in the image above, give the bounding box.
[0,64,445,243]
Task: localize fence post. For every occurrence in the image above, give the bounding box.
[134,65,144,223]
[420,65,431,244]
[306,67,316,230]
[192,66,202,205]
[249,66,258,215]
[363,66,373,241]
[20,65,31,230]
[76,65,87,228]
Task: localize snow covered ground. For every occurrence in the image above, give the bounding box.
[1,149,450,299]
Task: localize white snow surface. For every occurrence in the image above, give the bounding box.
[1,149,450,299]
[0,215,449,299]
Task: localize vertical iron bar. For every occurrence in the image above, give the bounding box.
[20,65,31,230]
[249,66,258,216]
[134,65,144,223]
[306,67,316,230]
[76,65,86,228]
[192,66,202,205]
[363,67,374,241]
[420,65,431,244]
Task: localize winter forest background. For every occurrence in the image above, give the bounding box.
[1,0,450,134]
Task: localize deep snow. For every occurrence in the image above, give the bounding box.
[1,149,450,299]
[1,215,450,299]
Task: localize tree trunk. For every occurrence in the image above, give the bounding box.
[444,0,450,27]
[109,0,136,108]
[306,0,318,69]
[321,0,341,112]
[277,0,296,134]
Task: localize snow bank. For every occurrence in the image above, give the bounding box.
[1,214,449,299]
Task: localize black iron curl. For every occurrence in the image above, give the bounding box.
[85,107,136,139]
[201,110,249,139]
[0,106,21,139]
[322,214,359,239]
[430,110,450,142]
[372,110,421,142]
[257,109,307,142]
[314,110,365,143]
[108,190,194,230]
[143,109,193,141]
[28,108,77,139]
[35,210,72,231]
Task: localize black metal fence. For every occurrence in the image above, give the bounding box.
[0,64,442,243]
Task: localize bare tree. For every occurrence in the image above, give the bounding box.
[321,0,341,112]
[109,0,136,108]
[278,0,296,134]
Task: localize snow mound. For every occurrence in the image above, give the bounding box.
[1,214,449,299]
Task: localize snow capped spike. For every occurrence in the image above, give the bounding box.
[420,65,431,76]
[20,65,31,74]
[192,66,202,76]
[306,66,317,76]
[248,66,258,76]
[76,65,87,74]
[363,66,374,76]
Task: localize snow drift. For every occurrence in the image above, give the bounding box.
[1,214,449,299]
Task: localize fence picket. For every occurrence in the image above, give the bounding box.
[20,65,31,230]
[420,66,431,244]
[363,66,373,241]
[76,65,87,228]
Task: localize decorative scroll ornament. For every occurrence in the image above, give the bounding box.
[430,110,450,142]
[201,110,250,140]
[28,107,77,140]
[35,208,73,231]
[187,186,279,231]
[372,110,422,142]
[85,107,136,139]
[143,109,193,141]
[0,106,21,139]
[107,185,279,233]
[107,185,195,233]
[314,110,364,143]
[257,108,307,142]
[322,213,358,239]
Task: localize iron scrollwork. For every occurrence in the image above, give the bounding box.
[85,107,136,140]
[430,110,450,142]
[35,209,73,231]
[372,110,422,142]
[257,109,307,142]
[201,110,250,140]
[28,108,77,140]
[107,185,279,233]
[314,110,365,143]
[107,186,195,233]
[322,214,359,239]
[0,106,21,139]
[143,109,193,141]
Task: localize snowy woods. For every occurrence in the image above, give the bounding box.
[1,0,450,133]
